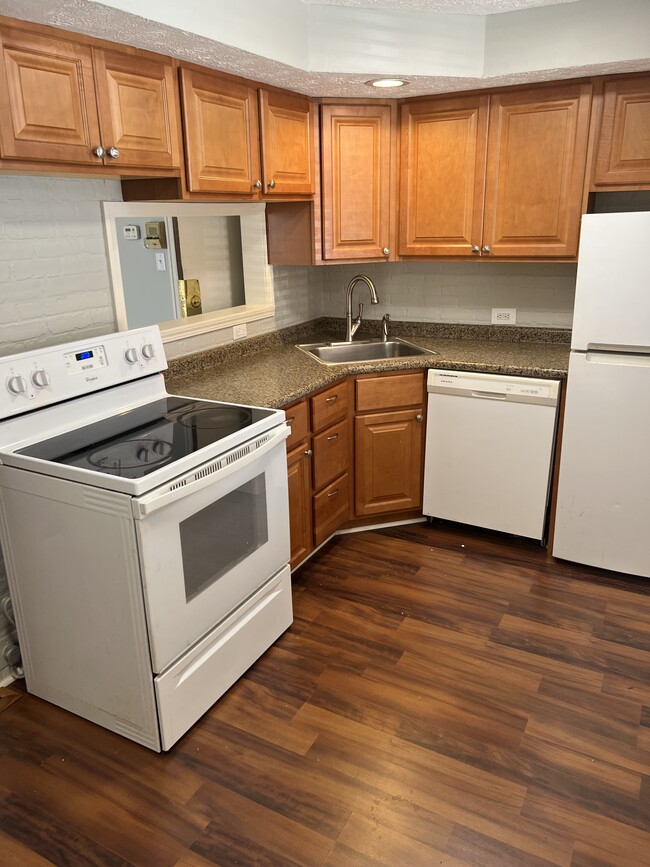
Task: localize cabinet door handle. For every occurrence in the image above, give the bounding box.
[253,180,262,190]
[286,417,295,425]
[107,146,120,159]
[382,247,390,256]
[326,433,339,441]
[327,489,339,498]
[471,244,480,254]
[416,414,423,422]
[325,395,338,402]
[482,245,491,254]
[305,448,313,457]
[267,179,276,189]
[92,145,105,158]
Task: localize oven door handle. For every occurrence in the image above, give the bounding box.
[132,424,289,519]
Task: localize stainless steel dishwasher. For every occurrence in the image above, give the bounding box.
[423,369,560,541]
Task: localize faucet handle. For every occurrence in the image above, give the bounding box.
[381,312,391,342]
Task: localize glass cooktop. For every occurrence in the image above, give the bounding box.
[19,397,276,480]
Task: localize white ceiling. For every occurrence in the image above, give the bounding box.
[1,0,649,98]
[300,0,580,14]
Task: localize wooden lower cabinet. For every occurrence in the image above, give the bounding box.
[285,372,426,569]
[354,409,424,516]
[353,370,426,518]
[287,439,313,571]
[314,473,350,546]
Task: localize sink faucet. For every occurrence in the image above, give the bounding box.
[345,274,379,342]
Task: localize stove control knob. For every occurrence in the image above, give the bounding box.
[124,347,139,365]
[31,369,50,389]
[7,375,27,396]
[141,343,156,360]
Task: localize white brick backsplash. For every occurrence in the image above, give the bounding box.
[322,262,576,328]
[0,177,122,356]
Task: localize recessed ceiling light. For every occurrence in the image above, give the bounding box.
[366,78,409,89]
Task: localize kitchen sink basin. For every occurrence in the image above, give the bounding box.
[296,338,437,365]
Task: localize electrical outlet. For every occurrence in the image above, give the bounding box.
[233,323,247,340]
[491,308,516,325]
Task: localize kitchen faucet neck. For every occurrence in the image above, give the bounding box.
[345,275,379,342]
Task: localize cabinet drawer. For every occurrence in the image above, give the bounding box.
[356,372,424,412]
[311,380,348,433]
[313,472,350,547]
[313,419,349,491]
[285,400,309,450]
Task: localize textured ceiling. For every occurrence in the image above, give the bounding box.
[1,0,648,98]
[300,0,579,14]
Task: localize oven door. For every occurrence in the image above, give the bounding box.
[133,424,290,673]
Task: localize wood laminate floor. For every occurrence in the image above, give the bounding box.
[1,521,650,866]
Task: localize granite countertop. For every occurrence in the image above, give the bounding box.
[164,319,571,408]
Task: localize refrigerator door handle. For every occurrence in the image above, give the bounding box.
[585,347,650,367]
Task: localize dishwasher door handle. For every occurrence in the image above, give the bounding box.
[470,390,507,400]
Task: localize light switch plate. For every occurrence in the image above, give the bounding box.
[233,323,247,340]
[491,308,516,325]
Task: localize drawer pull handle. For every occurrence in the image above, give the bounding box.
[325,395,338,402]
[326,433,339,441]
[327,489,339,498]
[286,417,295,425]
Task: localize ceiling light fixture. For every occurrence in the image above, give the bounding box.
[366,78,409,89]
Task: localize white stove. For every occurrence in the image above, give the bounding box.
[0,327,292,750]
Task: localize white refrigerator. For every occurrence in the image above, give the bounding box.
[553,211,650,578]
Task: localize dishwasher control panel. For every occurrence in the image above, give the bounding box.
[427,370,559,406]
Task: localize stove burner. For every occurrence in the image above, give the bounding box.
[172,406,253,430]
[88,439,173,472]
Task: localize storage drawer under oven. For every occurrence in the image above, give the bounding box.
[155,565,292,750]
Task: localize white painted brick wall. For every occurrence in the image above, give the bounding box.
[0,176,122,355]
[321,261,577,329]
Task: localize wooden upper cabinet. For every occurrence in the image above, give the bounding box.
[180,67,261,195]
[0,25,101,165]
[321,103,393,260]
[259,90,314,196]
[483,83,592,258]
[92,49,180,170]
[593,76,650,187]
[0,23,181,171]
[399,94,489,257]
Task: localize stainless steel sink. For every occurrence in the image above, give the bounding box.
[296,338,436,365]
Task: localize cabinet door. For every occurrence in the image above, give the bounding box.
[483,83,592,258]
[355,410,424,516]
[594,76,650,187]
[93,49,180,170]
[321,104,392,259]
[180,68,261,194]
[399,94,488,257]
[287,442,313,570]
[259,90,314,196]
[0,25,101,164]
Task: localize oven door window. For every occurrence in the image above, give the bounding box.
[180,474,268,601]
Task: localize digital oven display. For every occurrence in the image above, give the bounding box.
[75,351,94,361]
